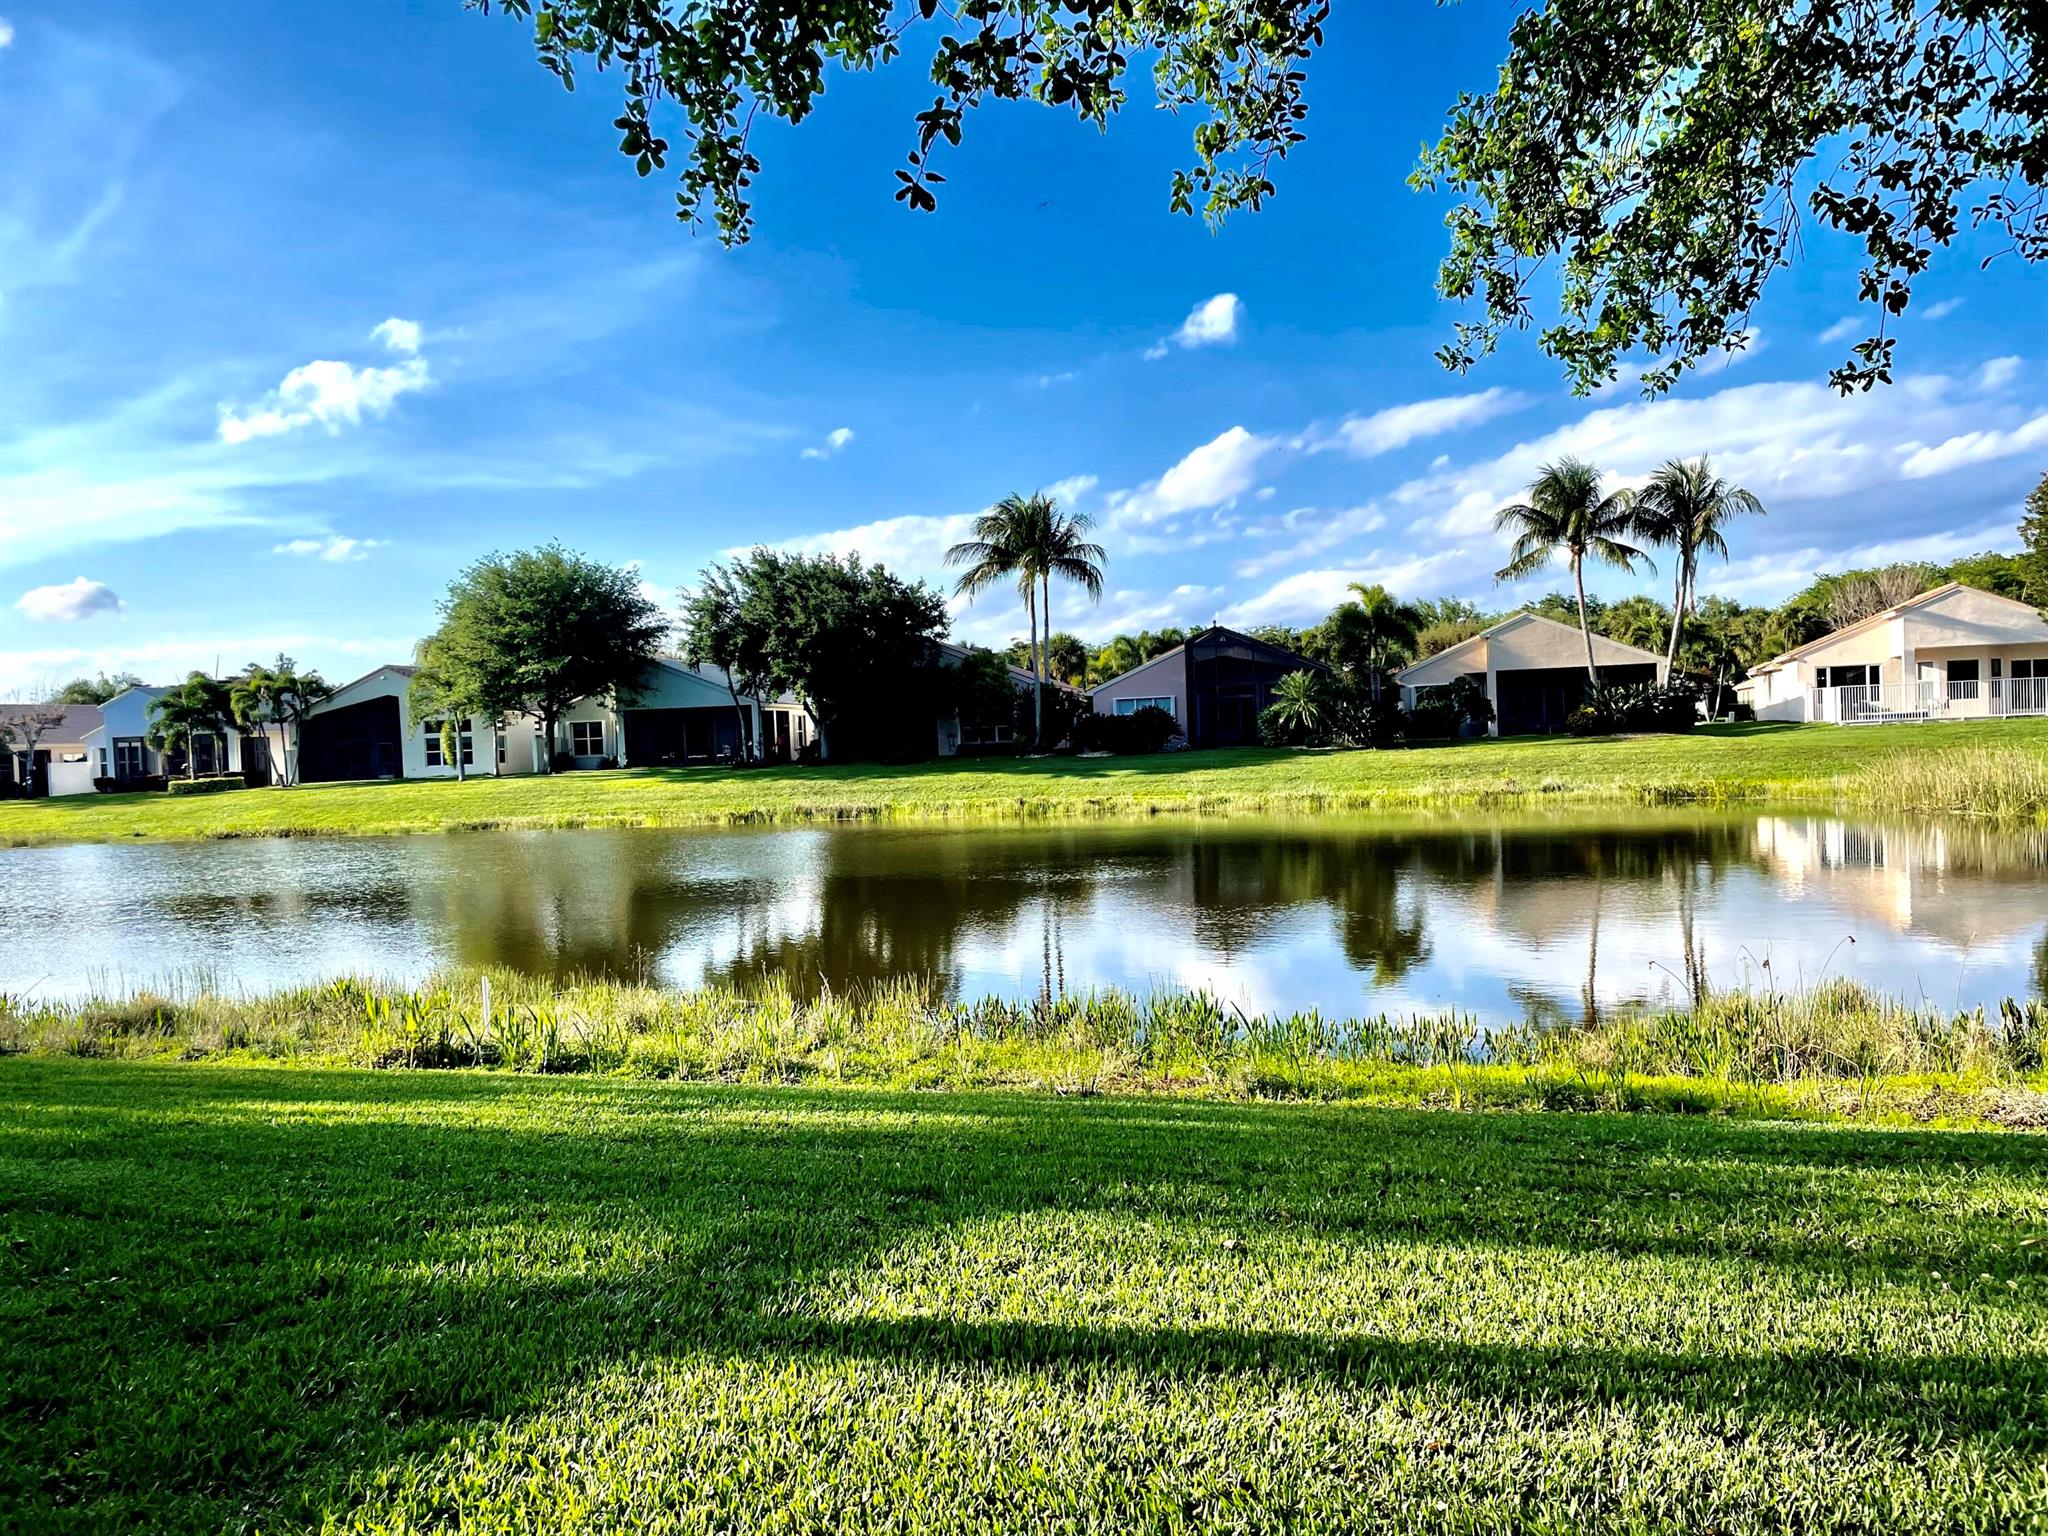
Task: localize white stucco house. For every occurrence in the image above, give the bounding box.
[80,685,251,786]
[1396,611,1668,736]
[1738,583,2048,723]
[3,704,103,797]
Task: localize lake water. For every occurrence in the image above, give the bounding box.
[5,811,2046,1020]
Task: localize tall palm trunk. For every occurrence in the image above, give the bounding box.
[1572,557,1599,682]
[1024,583,1042,748]
[1040,570,1054,742]
[1665,550,1692,668]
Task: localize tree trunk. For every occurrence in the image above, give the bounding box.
[455,720,467,783]
[492,720,503,778]
[1666,561,1687,669]
[1573,559,1599,683]
[1026,584,1043,749]
[725,677,750,763]
[541,712,556,773]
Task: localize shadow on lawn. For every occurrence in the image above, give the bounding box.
[5,1064,2046,1529]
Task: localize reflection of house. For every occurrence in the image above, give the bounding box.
[1740,583,2048,723]
[1396,612,1667,736]
[1089,626,1323,749]
[1750,814,2047,946]
[3,704,102,797]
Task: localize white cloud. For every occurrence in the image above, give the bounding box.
[800,426,855,460]
[1107,426,1276,526]
[17,576,123,622]
[272,535,386,562]
[1899,413,2048,478]
[370,317,422,355]
[1321,388,1528,458]
[1979,356,2022,391]
[0,630,416,701]
[1220,552,1472,628]
[1818,317,1860,345]
[1389,372,2000,542]
[1146,293,1243,359]
[1235,504,1388,579]
[0,20,15,50]
[745,510,977,580]
[1042,473,1098,508]
[218,319,432,444]
[1923,297,1964,321]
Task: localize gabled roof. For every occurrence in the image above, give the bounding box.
[1394,610,1663,682]
[309,664,418,713]
[0,703,102,741]
[1094,625,1322,691]
[1747,582,2048,675]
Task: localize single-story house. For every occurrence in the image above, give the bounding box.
[1395,612,1667,736]
[2,704,102,797]
[1090,626,1324,749]
[297,665,552,781]
[1740,582,2048,724]
[81,685,256,787]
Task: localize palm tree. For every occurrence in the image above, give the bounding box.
[231,657,332,787]
[1494,457,1649,681]
[948,492,1106,746]
[949,496,1038,737]
[1266,669,1330,742]
[1629,457,1764,667]
[147,673,235,780]
[1344,582,1423,699]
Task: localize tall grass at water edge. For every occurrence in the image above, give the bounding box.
[6,969,2045,1124]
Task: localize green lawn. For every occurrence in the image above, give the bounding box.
[5,718,2047,846]
[3,1061,2044,1532]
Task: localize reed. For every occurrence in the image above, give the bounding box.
[6,969,2042,1123]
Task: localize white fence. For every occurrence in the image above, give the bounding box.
[1811,677,2048,723]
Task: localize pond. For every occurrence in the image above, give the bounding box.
[6,811,2046,1020]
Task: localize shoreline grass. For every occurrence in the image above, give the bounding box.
[1,719,2046,847]
[5,1057,2047,1531]
[9,968,2045,1128]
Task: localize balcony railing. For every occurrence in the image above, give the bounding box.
[1812,676,2048,723]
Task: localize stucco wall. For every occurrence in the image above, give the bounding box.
[1091,651,1186,721]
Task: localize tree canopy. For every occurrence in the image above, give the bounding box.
[475,0,1326,242]
[51,673,143,707]
[1418,0,2047,394]
[418,545,669,770]
[688,550,951,760]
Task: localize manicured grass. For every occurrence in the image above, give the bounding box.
[3,719,2047,846]
[3,1059,2045,1533]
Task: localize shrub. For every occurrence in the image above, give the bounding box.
[1077,705,1181,754]
[1568,680,1701,736]
[1404,696,1463,740]
[165,775,242,797]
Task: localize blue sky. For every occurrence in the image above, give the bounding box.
[1,3,2043,692]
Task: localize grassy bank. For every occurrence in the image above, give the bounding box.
[3,1059,2046,1532]
[2,719,2046,847]
[8,970,2046,1126]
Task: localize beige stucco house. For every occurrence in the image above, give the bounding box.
[1739,583,2048,723]
[1396,611,1668,736]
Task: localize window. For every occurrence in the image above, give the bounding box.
[97,748,108,777]
[1949,660,1980,683]
[2014,659,2040,680]
[571,720,605,757]
[497,733,506,766]
[1993,658,2004,679]
[961,722,1015,746]
[114,738,146,778]
[1818,665,1873,690]
[423,721,475,768]
[1114,696,1176,717]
